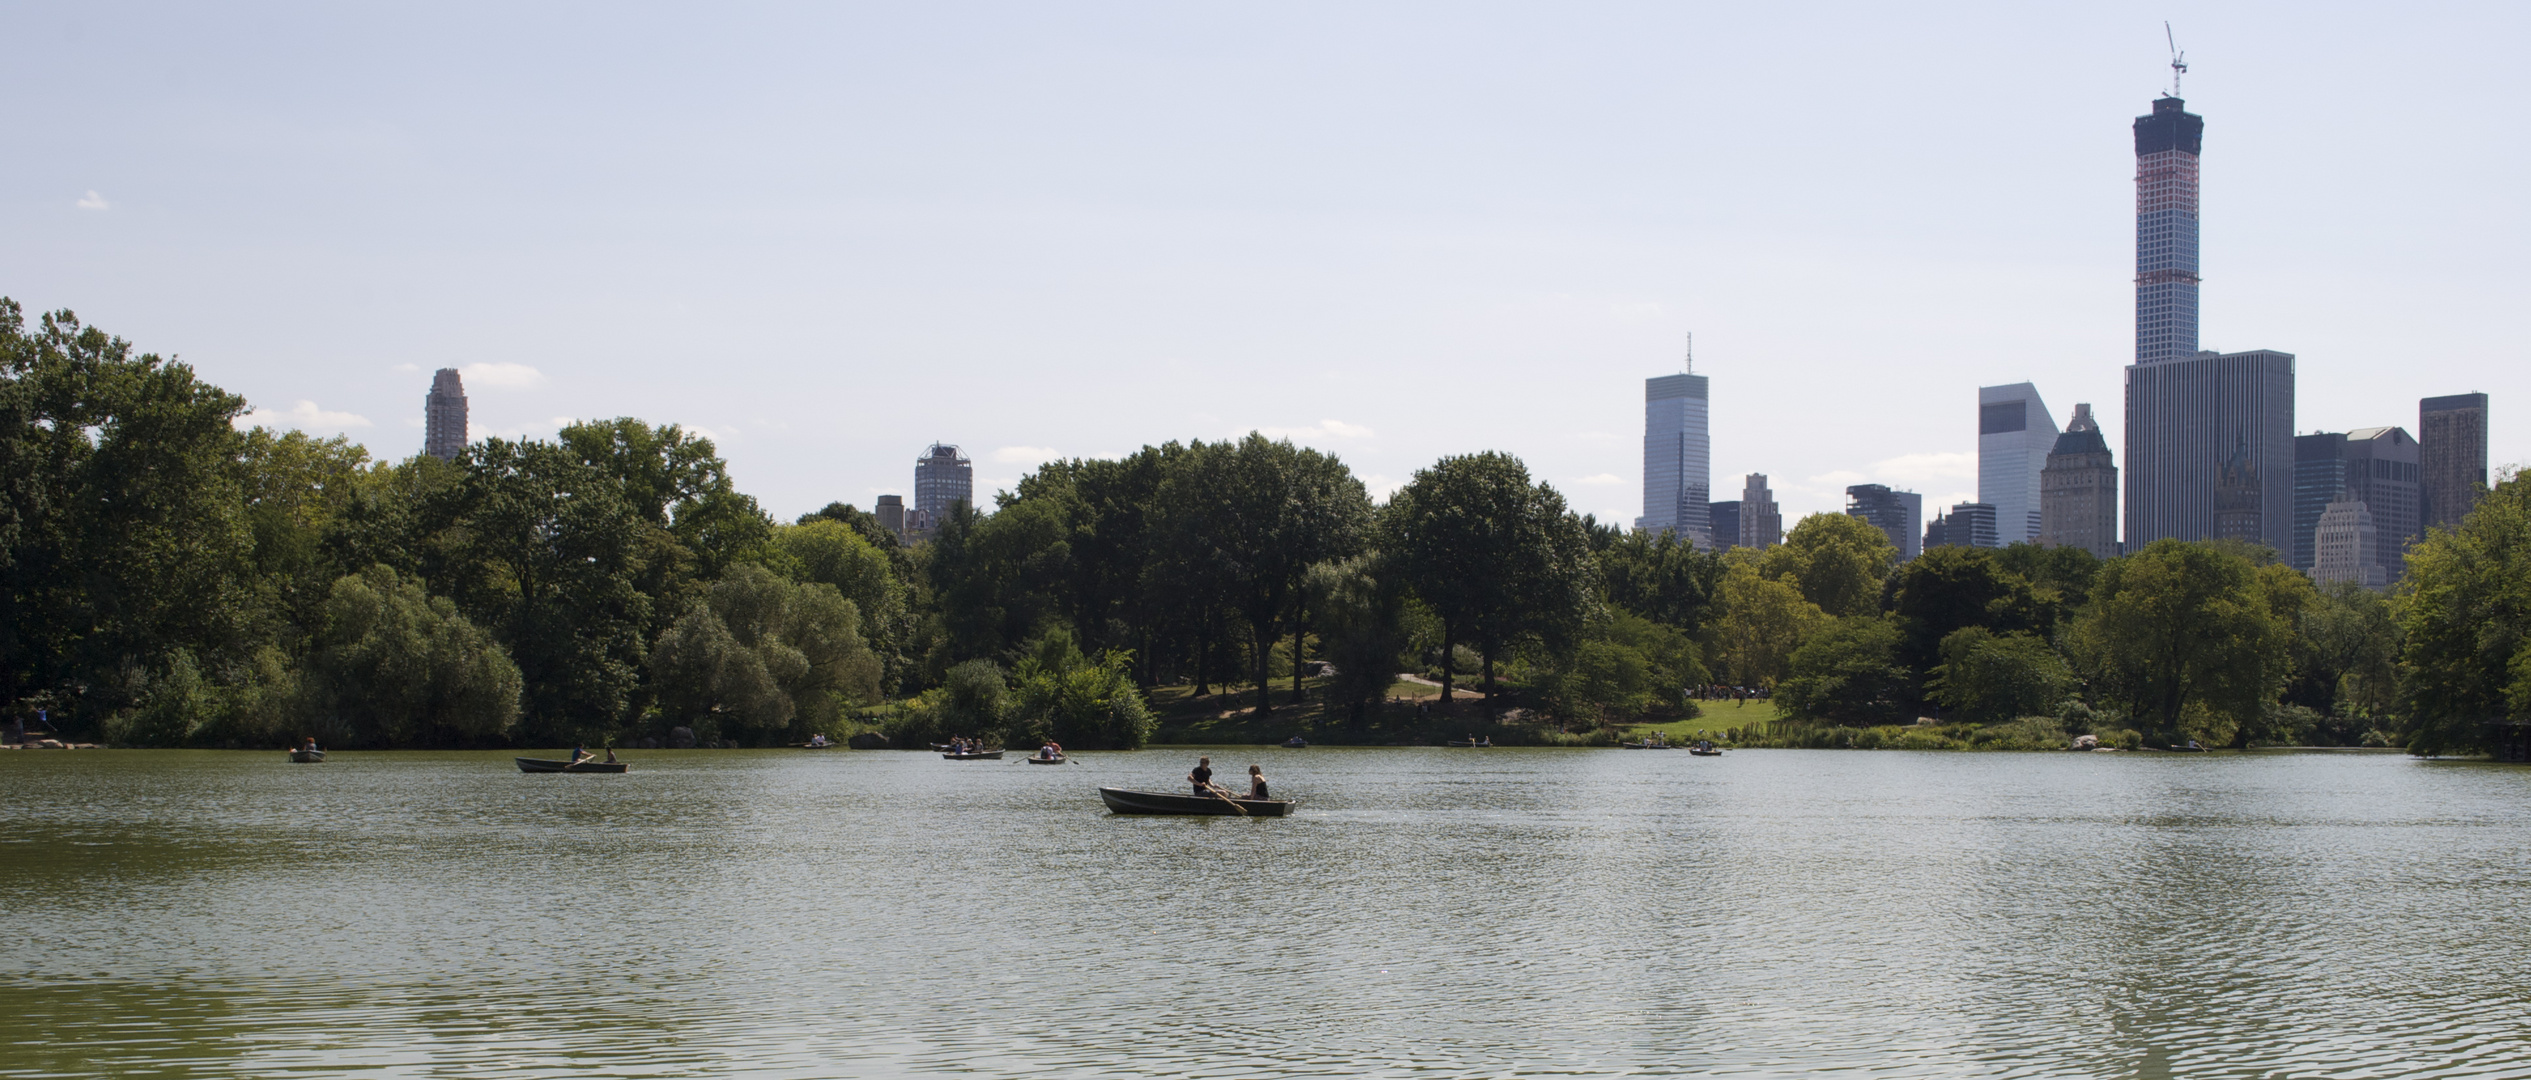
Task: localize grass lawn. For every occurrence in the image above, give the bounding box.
[1622,699,1781,743]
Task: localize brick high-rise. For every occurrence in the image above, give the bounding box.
[423,368,467,461]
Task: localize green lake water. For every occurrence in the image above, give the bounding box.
[3,746,2527,1078]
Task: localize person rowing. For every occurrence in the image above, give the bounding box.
[1188,756,1214,796]
[570,743,593,765]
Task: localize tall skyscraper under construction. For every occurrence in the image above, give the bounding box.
[2120,80,2295,554]
[1636,343,1711,547]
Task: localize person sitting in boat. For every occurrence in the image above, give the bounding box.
[300,736,319,753]
[1246,764,1268,800]
[604,746,619,763]
[1039,741,1059,760]
[1189,756,1214,796]
[570,743,592,764]
[809,733,828,747]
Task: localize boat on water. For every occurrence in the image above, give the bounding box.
[516,757,630,773]
[1619,741,1676,750]
[1687,741,1723,757]
[1098,786,1293,816]
[1446,738,1493,748]
[1025,753,1068,765]
[1282,737,1308,748]
[288,749,325,763]
[942,750,1004,760]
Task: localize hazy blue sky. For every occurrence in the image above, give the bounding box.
[5,2,2523,525]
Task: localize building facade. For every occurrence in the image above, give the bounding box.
[1706,502,1741,554]
[2313,497,2387,590]
[1739,473,1783,549]
[423,368,468,461]
[2292,427,2419,579]
[2420,393,2490,530]
[875,494,906,536]
[2134,95,2203,364]
[2040,403,2118,558]
[1978,383,2058,545]
[1637,371,1712,547]
[2124,349,2296,555]
[1925,502,1999,551]
[914,443,973,524]
[1846,484,1923,561]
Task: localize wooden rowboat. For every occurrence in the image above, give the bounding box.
[1688,745,1723,756]
[288,749,325,763]
[1098,786,1293,816]
[942,750,1003,760]
[516,757,630,773]
[1025,754,1068,764]
[1446,739,1492,748]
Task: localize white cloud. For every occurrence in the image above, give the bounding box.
[234,400,374,433]
[1868,451,1977,489]
[1571,473,1624,486]
[1252,418,1374,441]
[460,362,547,389]
[75,190,109,211]
[1360,473,1403,500]
[993,445,1062,465]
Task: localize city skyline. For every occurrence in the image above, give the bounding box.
[6,6,2524,527]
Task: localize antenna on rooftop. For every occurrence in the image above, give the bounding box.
[2164,22,2188,98]
[1684,331,1694,375]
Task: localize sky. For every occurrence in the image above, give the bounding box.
[5,1,2525,526]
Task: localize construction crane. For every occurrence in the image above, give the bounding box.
[2165,22,2188,98]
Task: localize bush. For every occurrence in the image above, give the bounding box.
[1776,616,1915,726]
[1927,628,2076,725]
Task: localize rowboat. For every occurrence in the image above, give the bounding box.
[1687,742,1723,756]
[1446,738,1492,748]
[1282,737,1308,748]
[942,750,1003,760]
[1025,754,1068,765]
[516,757,630,773]
[288,749,325,763]
[1098,786,1293,816]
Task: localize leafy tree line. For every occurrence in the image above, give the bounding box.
[7,299,2525,754]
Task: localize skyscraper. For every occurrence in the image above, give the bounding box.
[1846,484,1922,561]
[1739,473,1782,549]
[1925,502,1999,551]
[1978,383,2059,544]
[2292,427,2419,578]
[2420,393,2490,530]
[2040,403,2118,558]
[2313,497,2386,590]
[913,443,973,528]
[1636,364,1710,547]
[1706,501,1741,554]
[2120,82,2294,554]
[2133,95,2203,363]
[423,368,467,461]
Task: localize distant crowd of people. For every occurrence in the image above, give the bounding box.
[1693,684,1771,702]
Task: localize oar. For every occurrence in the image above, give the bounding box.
[1203,782,1250,816]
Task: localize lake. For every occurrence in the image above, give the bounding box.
[3,746,2527,1078]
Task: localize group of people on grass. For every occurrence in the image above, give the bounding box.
[1187,756,1268,801]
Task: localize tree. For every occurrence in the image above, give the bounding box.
[1600,529,1727,638]
[1,301,256,734]
[1775,615,1915,726]
[775,519,911,691]
[1385,452,1593,700]
[238,428,376,651]
[1306,553,1408,728]
[2067,539,2291,746]
[1153,435,1371,713]
[1712,553,1831,687]
[1885,545,2047,691]
[433,438,651,743]
[2398,471,2531,756]
[1009,628,1156,749]
[1927,627,2075,725]
[2285,580,2402,736]
[648,565,881,743]
[1761,513,1896,618]
[1545,611,1708,726]
[927,498,1073,666]
[295,566,523,747]
[560,418,773,580]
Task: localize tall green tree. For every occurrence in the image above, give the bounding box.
[1712,552,1831,687]
[1154,435,1371,713]
[1927,627,2075,725]
[1306,552,1409,728]
[432,437,651,742]
[1885,545,2048,693]
[1761,513,1896,618]
[2068,539,2292,745]
[775,519,911,691]
[1775,615,1915,726]
[2399,472,2531,756]
[0,301,256,732]
[1384,452,1593,701]
[647,565,881,744]
[1600,528,1727,638]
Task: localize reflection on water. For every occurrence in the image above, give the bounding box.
[4,747,2528,1078]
